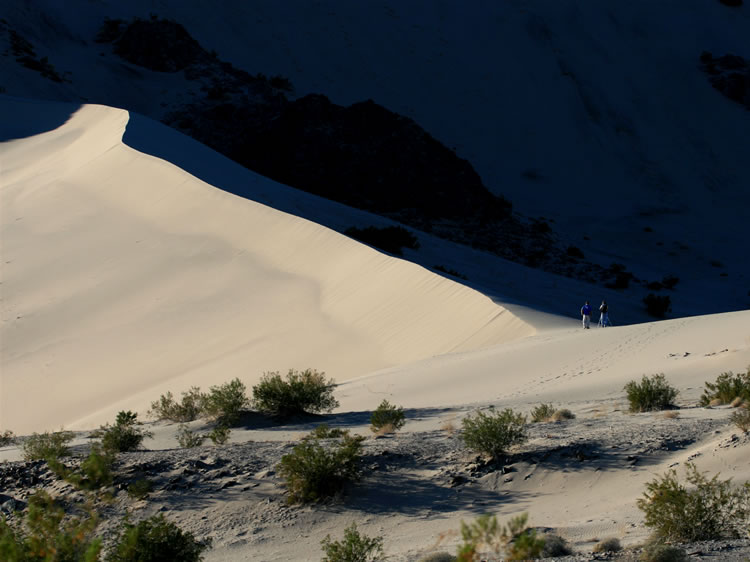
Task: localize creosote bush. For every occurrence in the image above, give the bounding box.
[592,537,621,553]
[149,386,204,422]
[637,462,750,541]
[699,368,750,406]
[108,514,211,562]
[0,490,101,560]
[530,404,555,423]
[22,429,75,461]
[541,534,573,557]
[370,400,406,433]
[730,404,750,433]
[127,479,153,500]
[624,374,678,412]
[252,369,338,418]
[643,293,671,318]
[208,425,231,445]
[201,378,249,426]
[309,424,348,439]
[94,411,152,453]
[320,522,384,562]
[277,429,364,504]
[457,512,545,561]
[0,430,15,447]
[176,424,206,448]
[461,408,527,461]
[639,541,687,562]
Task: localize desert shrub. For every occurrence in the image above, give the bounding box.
[370,400,406,433]
[0,490,101,561]
[566,245,584,259]
[530,404,555,423]
[699,369,750,406]
[592,537,621,553]
[149,387,205,422]
[277,431,364,504]
[108,514,210,562]
[0,430,15,447]
[643,293,671,317]
[730,404,750,433]
[661,275,679,290]
[94,411,153,453]
[541,533,572,557]
[320,522,384,562]
[457,512,545,561]
[550,408,575,421]
[344,225,420,256]
[309,424,348,439]
[127,479,153,500]
[417,553,456,562]
[207,425,231,445]
[22,429,75,461]
[637,462,750,541]
[433,265,468,280]
[639,541,687,562]
[76,446,115,490]
[461,408,527,461]
[252,369,338,418]
[176,424,206,448]
[624,374,678,412]
[201,378,249,426]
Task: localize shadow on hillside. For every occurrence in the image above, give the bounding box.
[122,112,279,207]
[0,96,79,141]
[233,406,456,432]
[343,468,535,517]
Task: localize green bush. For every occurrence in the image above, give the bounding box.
[370,400,406,433]
[457,512,545,561]
[0,430,15,447]
[149,387,204,422]
[201,378,249,426]
[207,425,231,445]
[730,405,750,433]
[46,444,115,492]
[22,429,75,461]
[77,446,115,490]
[127,479,153,500]
[309,424,348,439]
[643,294,671,318]
[0,490,102,561]
[530,404,555,423]
[461,408,527,461]
[699,369,750,406]
[344,225,420,256]
[320,522,384,562]
[108,514,211,562]
[637,462,750,541]
[277,430,364,504]
[252,369,339,418]
[176,424,206,448]
[94,411,152,453]
[624,374,679,412]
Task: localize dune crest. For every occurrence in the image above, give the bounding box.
[0,101,533,433]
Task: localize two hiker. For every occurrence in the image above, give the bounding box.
[580,300,609,329]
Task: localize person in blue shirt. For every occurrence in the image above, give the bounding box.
[581,301,593,329]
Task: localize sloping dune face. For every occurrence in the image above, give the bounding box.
[0,100,533,433]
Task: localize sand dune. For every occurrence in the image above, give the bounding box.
[0,99,532,434]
